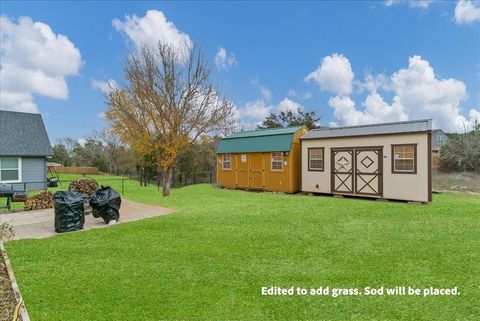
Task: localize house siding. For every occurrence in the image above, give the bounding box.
[17,157,47,190]
[431,130,448,152]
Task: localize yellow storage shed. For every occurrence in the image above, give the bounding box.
[216,126,308,193]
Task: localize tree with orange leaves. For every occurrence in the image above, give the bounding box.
[106,42,234,196]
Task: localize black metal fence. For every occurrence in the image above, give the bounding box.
[4,171,216,197]
[171,172,215,187]
[6,179,128,195]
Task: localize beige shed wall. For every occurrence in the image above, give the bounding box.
[301,132,430,202]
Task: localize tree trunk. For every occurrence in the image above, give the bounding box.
[137,165,143,187]
[162,166,173,197]
[144,166,148,186]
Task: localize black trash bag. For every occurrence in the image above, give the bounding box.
[90,186,121,224]
[54,191,85,233]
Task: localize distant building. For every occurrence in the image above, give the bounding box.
[431,129,449,154]
[0,110,53,190]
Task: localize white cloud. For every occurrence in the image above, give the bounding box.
[287,89,297,97]
[384,0,433,9]
[276,97,304,113]
[313,54,478,132]
[251,78,272,101]
[214,47,237,70]
[409,0,432,8]
[77,138,86,147]
[305,53,354,96]
[0,16,82,113]
[302,91,313,100]
[327,95,406,127]
[467,109,480,128]
[287,89,312,100]
[112,10,192,58]
[238,100,271,120]
[357,72,391,93]
[454,0,480,24]
[236,97,304,122]
[0,92,37,113]
[91,79,117,94]
[389,55,472,131]
[97,112,106,119]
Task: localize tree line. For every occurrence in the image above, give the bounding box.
[51,130,221,184]
[53,39,322,197]
[439,123,480,173]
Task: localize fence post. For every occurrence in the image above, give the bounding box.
[193,173,196,184]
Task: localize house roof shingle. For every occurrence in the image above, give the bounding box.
[301,119,432,140]
[0,110,53,157]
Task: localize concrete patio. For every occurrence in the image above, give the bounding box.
[0,199,174,240]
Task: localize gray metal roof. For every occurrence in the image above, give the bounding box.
[301,119,432,140]
[0,110,53,156]
[432,129,446,135]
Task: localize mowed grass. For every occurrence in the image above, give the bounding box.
[4,182,480,320]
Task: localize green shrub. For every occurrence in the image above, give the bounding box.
[440,124,480,173]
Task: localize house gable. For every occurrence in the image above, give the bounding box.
[0,110,53,157]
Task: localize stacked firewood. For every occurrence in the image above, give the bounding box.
[24,190,54,210]
[68,178,99,198]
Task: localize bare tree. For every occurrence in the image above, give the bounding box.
[92,129,122,174]
[106,42,234,196]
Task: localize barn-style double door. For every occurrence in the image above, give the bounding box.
[235,153,265,189]
[331,147,383,197]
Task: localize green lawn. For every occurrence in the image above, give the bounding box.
[4,180,480,320]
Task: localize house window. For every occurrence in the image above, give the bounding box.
[0,157,21,182]
[222,154,231,169]
[392,144,416,174]
[271,152,283,171]
[437,135,445,145]
[308,148,324,171]
[240,154,247,163]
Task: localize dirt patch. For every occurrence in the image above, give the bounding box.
[433,170,480,193]
[0,253,21,321]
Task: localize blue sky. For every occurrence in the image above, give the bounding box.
[1,1,479,142]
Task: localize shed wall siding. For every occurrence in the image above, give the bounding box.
[20,157,47,190]
[216,128,307,193]
[301,133,430,202]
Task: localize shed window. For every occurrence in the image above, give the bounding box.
[392,145,416,173]
[308,148,324,171]
[240,154,247,163]
[222,154,231,169]
[271,152,283,171]
[0,157,21,182]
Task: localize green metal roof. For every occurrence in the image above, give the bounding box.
[216,126,305,153]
